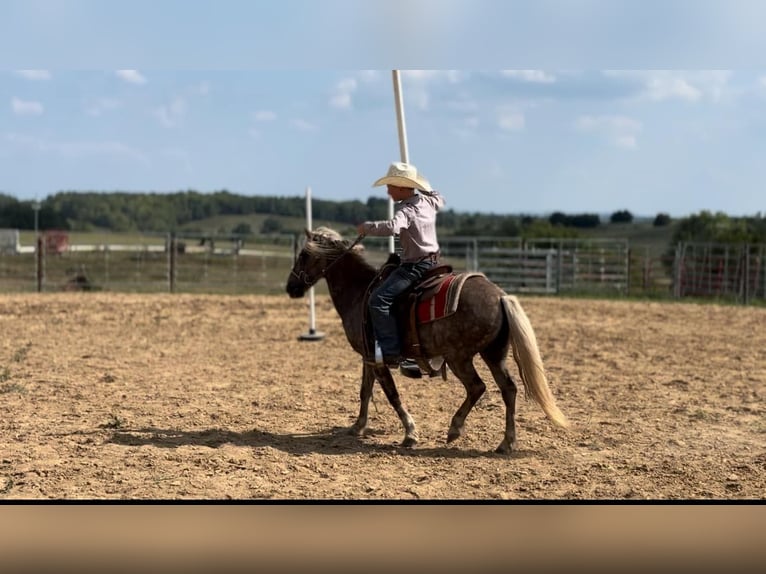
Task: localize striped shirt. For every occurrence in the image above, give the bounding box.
[359,191,445,263]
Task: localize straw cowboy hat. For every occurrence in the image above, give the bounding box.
[372,162,433,192]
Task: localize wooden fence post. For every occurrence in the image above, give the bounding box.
[168,232,177,293]
[36,235,44,292]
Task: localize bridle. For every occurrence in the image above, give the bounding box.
[290,233,365,287]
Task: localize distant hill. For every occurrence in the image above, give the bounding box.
[3,190,764,252]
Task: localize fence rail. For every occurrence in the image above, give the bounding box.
[0,232,764,304]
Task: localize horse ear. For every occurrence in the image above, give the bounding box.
[304,229,312,239]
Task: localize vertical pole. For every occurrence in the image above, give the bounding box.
[742,243,750,305]
[168,232,177,293]
[391,70,410,255]
[299,186,325,341]
[673,242,683,299]
[307,187,317,331]
[33,200,41,291]
[36,235,43,292]
[556,239,563,294]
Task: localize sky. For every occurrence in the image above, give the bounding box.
[2,1,766,219]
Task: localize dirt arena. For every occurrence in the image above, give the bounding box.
[0,291,763,500]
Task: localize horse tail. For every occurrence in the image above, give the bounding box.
[502,295,570,429]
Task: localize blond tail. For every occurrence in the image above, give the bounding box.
[502,295,569,429]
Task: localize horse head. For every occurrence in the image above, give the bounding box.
[285,227,358,298]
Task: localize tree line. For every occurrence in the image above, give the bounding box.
[1,190,765,244]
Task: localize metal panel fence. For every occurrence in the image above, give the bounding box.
[0,231,764,304]
[672,242,766,304]
[438,237,630,295]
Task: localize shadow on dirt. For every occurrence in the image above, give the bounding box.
[107,426,537,460]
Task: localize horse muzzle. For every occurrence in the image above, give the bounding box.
[285,279,307,299]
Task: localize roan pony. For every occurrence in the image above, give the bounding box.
[286,227,569,453]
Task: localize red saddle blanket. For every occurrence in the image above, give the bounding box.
[414,272,482,324]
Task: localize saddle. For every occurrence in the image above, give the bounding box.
[363,254,457,379]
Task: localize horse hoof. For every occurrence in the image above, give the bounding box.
[494,440,516,455]
[446,426,462,444]
[401,436,418,448]
[348,425,365,437]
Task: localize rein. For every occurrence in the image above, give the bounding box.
[291,233,366,286]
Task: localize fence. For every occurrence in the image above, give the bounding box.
[672,242,766,304]
[0,232,297,295]
[439,237,630,295]
[0,231,764,304]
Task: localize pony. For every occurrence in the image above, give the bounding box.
[285,227,569,454]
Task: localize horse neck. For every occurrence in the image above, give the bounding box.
[323,252,377,319]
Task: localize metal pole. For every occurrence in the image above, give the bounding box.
[392,70,410,164]
[390,70,410,255]
[299,186,325,341]
[33,200,41,290]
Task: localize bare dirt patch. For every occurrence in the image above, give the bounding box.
[0,293,763,499]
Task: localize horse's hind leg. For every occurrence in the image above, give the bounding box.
[373,365,418,448]
[445,357,486,444]
[480,348,518,454]
[349,362,374,437]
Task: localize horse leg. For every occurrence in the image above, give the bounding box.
[373,365,418,448]
[445,357,486,444]
[480,348,518,454]
[348,362,375,436]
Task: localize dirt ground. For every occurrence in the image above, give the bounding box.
[0,292,763,500]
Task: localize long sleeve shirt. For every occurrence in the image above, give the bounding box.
[359,191,445,263]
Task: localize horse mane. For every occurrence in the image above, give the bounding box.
[306,227,365,262]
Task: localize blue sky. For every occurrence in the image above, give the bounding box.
[2,2,766,218]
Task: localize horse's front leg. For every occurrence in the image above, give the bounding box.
[348,362,374,436]
[373,365,418,448]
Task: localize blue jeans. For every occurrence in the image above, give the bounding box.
[369,259,435,358]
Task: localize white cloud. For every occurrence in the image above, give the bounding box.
[290,118,318,132]
[497,111,525,132]
[11,97,44,116]
[446,98,479,113]
[85,98,122,116]
[645,76,701,102]
[452,116,480,139]
[15,70,51,81]
[488,160,505,179]
[575,115,643,149]
[4,132,148,163]
[252,110,277,121]
[154,98,187,128]
[605,70,732,103]
[501,70,556,83]
[398,70,467,112]
[358,70,380,83]
[116,69,147,85]
[402,70,463,84]
[329,78,357,110]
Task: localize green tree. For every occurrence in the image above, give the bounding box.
[232,222,253,235]
[260,217,283,234]
[610,209,633,223]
